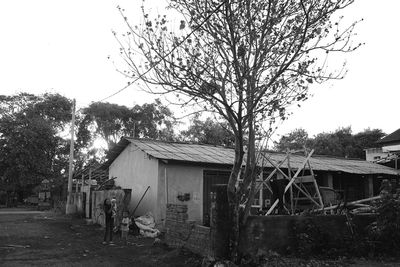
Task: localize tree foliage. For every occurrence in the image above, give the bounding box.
[181,115,235,146]
[116,0,360,260]
[132,99,175,141]
[274,128,311,151]
[78,102,135,150]
[0,93,72,195]
[313,127,355,157]
[77,99,175,151]
[353,128,386,158]
[275,127,385,159]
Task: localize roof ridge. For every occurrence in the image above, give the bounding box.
[125,138,370,161]
[260,149,366,161]
[124,136,234,149]
[103,138,400,176]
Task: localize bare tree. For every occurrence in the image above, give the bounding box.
[115,0,360,260]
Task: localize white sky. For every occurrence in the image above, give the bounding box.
[0,0,399,142]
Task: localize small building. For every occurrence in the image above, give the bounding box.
[104,138,400,226]
[365,128,400,169]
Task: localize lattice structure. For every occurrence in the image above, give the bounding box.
[253,149,324,215]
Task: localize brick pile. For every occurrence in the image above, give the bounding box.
[165,204,212,256]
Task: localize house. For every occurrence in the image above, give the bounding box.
[104,138,400,226]
[365,128,400,169]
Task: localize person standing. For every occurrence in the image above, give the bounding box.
[111,197,118,232]
[120,211,131,245]
[102,198,114,245]
[270,175,289,214]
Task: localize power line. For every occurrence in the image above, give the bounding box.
[96,0,227,104]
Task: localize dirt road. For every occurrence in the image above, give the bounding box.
[0,209,201,267]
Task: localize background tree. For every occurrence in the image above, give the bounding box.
[116,0,360,260]
[274,128,311,151]
[77,99,175,152]
[131,99,176,141]
[78,102,135,150]
[0,93,72,204]
[181,115,235,146]
[276,127,385,159]
[353,128,385,159]
[313,127,355,157]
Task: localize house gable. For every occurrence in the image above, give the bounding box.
[109,143,160,219]
[377,128,400,146]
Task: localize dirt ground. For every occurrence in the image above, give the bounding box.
[1,208,399,267]
[0,209,202,267]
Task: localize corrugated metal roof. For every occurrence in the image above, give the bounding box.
[377,128,400,145]
[109,138,400,176]
[124,138,236,164]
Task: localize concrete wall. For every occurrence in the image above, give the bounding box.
[109,143,159,221]
[165,204,212,257]
[80,185,92,218]
[161,163,204,223]
[66,192,84,215]
[109,144,230,227]
[157,163,167,226]
[109,145,223,225]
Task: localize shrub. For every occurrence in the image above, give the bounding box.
[366,194,400,255]
[290,218,348,258]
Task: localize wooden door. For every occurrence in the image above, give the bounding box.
[203,170,230,226]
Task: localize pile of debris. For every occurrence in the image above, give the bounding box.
[134,212,160,238]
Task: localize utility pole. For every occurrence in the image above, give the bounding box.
[66,99,76,214]
[87,167,92,219]
[80,173,84,193]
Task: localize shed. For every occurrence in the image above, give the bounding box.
[104,138,400,226]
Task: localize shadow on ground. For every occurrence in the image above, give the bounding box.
[0,210,201,267]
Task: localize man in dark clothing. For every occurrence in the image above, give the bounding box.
[103,198,114,244]
[270,176,289,214]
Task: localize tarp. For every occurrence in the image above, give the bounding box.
[134,212,160,238]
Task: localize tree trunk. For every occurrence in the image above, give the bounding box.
[229,95,258,262]
[241,108,257,225]
[226,134,244,262]
[229,197,240,262]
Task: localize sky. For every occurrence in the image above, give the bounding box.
[0,0,399,143]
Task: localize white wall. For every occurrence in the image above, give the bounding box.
[365,148,389,162]
[109,143,159,221]
[159,163,204,223]
[110,145,231,225]
[383,144,400,153]
[157,163,167,226]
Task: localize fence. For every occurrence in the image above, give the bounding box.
[163,185,376,260]
[91,189,131,227]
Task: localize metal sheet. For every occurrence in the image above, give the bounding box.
[118,139,400,176]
